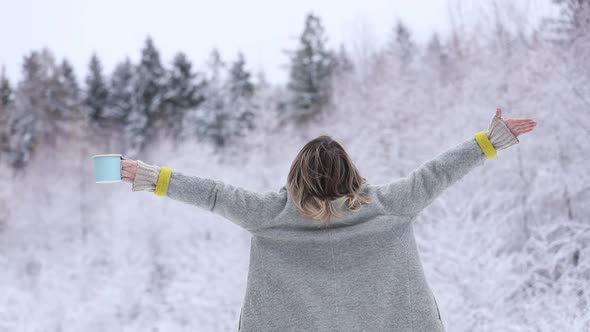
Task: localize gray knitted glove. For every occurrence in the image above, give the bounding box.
[132,160,161,192]
[486,114,519,150]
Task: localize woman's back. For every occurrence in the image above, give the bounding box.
[240,183,445,331]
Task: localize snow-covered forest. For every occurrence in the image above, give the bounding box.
[0,1,589,331]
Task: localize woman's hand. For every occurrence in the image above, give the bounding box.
[496,108,537,137]
[121,156,138,183]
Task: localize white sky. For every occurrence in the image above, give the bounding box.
[0,0,558,84]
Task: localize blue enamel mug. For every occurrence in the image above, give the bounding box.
[92,154,122,183]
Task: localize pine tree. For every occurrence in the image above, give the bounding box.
[135,36,167,119]
[55,59,82,121]
[0,67,12,156]
[286,13,336,123]
[126,36,167,154]
[255,70,269,89]
[21,49,62,133]
[333,44,354,75]
[426,33,442,59]
[191,48,231,148]
[387,19,416,68]
[208,48,225,85]
[0,66,12,107]
[124,105,149,157]
[228,52,254,99]
[107,58,135,122]
[167,52,205,109]
[162,52,206,139]
[538,1,590,83]
[542,0,590,45]
[8,50,51,167]
[226,52,255,133]
[60,59,79,93]
[84,54,109,121]
[425,32,451,84]
[184,48,253,149]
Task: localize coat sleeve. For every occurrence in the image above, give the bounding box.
[373,133,493,216]
[132,162,287,233]
[167,171,287,231]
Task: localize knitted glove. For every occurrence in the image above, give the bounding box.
[485,114,519,150]
[132,160,161,192]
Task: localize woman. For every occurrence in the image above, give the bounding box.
[121,108,537,332]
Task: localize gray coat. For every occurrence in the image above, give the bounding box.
[161,137,490,332]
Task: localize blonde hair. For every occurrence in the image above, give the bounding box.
[287,135,372,226]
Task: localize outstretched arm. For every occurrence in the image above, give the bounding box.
[122,160,287,233]
[374,109,536,216]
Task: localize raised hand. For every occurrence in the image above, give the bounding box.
[121,156,138,183]
[495,108,537,137]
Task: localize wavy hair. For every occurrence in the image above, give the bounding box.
[287,135,372,225]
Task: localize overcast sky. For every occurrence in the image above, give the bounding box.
[0,0,558,84]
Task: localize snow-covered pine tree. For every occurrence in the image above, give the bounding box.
[386,19,416,73]
[187,48,232,149]
[0,106,7,159]
[333,44,354,76]
[228,52,254,100]
[0,66,12,107]
[124,105,148,158]
[541,0,590,46]
[425,33,443,65]
[107,58,135,122]
[7,52,40,167]
[241,68,283,153]
[424,32,451,85]
[55,59,82,122]
[8,49,58,167]
[330,44,356,107]
[136,37,167,120]
[285,13,336,124]
[0,67,12,157]
[59,60,78,91]
[162,52,206,140]
[226,52,255,134]
[185,48,252,150]
[126,36,167,155]
[84,54,109,122]
[540,0,590,82]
